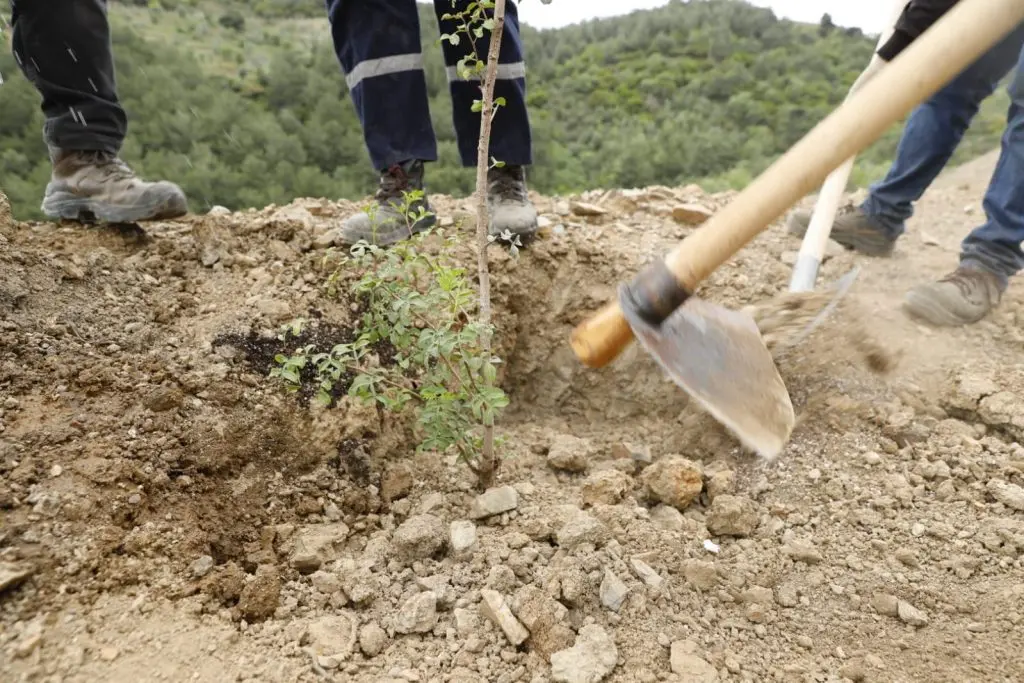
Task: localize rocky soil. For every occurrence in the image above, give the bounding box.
[2,149,1023,683]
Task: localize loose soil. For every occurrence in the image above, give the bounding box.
[2,150,1023,683]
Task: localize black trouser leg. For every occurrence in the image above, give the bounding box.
[10,0,127,155]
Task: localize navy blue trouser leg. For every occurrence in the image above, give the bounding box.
[433,0,532,167]
[324,0,438,171]
[861,23,1024,238]
[959,45,1024,282]
[9,0,127,154]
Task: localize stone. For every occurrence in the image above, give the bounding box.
[682,560,719,591]
[511,585,574,656]
[311,570,342,595]
[599,569,630,612]
[670,640,719,682]
[0,562,34,594]
[782,539,823,564]
[641,456,704,510]
[705,470,736,501]
[555,511,610,549]
[570,201,608,217]
[392,514,447,561]
[581,470,633,506]
[449,520,478,554]
[394,591,438,634]
[671,203,714,225]
[358,622,389,657]
[629,557,664,589]
[871,593,900,617]
[335,559,378,605]
[237,565,281,622]
[547,434,592,473]
[987,479,1024,511]
[550,624,618,683]
[190,555,215,579]
[290,523,350,574]
[706,495,760,537]
[897,600,929,627]
[255,298,291,321]
[381,463,414,502]
[470,486,519,519]
[305,614,356,662]
[480,589,529,646]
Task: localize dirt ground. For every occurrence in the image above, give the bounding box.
[2,149,1024,683]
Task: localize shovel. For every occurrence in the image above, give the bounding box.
[570,0,1024,460]
[787,0,907,295]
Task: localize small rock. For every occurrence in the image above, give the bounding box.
[290,523,350,574]
[208,205,231,215]
[581,470,633,506]
[871,593,900,617]
[640,456,704,510]
[392,514,447,561]
[669,641,718,681]
[682,560,719,591]
[99,646,119,662]
[629,557,664,589]
[480,589,529,646]
[381,463,414,502]
[144,385,184,412]
[255,298,292,321]
[780,250,799,266]
[190,555,215,579]
[0,562,34,594]
[237,564,281,622]
[511,585,574,656]
[555,510,610,549]
[311,570,342,595]
[706,495,759,537]
[305,614,356,661]
[897,600,929,627]
[470,486,519,519]
[394,591,438,634]
[775,583,798,608]
[570,201,607,217]
[313,227,343,248]
[547,434,592,473]
[987,479,1024,511]
[335,559,378,605]
[671,203,714,225]
[782,538,823,564]
[705,470,735,501]
[358,622,389,657]
[550,624,618,683]
[599,569,630,612]
[449,520,478,554]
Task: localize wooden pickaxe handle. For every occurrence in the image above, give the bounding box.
[570,0,1024,369]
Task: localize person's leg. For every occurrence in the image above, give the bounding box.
[324,0,438,245]
[787,23,1024,255]
[11,0,187,222]
[434,0,537,239]
[903,44,1024,326]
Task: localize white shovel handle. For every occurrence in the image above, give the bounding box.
[788,0,909,293]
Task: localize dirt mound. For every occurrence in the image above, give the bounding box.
[2,155,1024,683]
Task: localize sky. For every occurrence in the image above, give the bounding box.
[446,0,899,36]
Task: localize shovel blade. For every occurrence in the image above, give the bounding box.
[619,286,795,460]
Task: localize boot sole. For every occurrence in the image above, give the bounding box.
[786,213,896,257]
[42,193,188,224]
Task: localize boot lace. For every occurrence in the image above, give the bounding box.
[78,150,137,183]
[375,163,413,201]
[938,267,992,300]
[488,165,527,203]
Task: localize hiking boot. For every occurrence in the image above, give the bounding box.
[42,149,188,223]
[487,164,538,241]
[902,264,1004,326]
[785,203,897,257]
[338,159,436,247]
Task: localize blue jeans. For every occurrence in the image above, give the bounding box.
[862,23,1024,284]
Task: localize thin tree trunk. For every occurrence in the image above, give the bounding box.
[473,0,507,490]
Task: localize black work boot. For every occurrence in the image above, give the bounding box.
[785,203,897,257]
[42,148,188,223]
[487,164,538,241]
[339,159,436,247]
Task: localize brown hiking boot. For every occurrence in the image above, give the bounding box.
[338,159,436,247]
[785,203,896,257]
[487,164,538,241]
[902,264,1004,326]
[42,149,188,223]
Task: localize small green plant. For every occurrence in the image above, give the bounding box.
[272,214,510,485]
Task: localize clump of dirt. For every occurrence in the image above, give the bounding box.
[3,154,1024,683]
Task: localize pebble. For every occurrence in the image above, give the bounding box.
[449,520,478,554]
[670,640,718,682]
[599,569,630,612]
[641,456,704,510]
[897,600,929,627]
[394,591,438,634]
[190,555,215,579]
[480,589,529,646]
[358,621,389,657]
[629,557,664,589]
[470,486,519,519]
[706,495,759,537]
[547,434,592,473]
[550,625,618,683]
[555,511,610,549]
[392,514,447,561]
